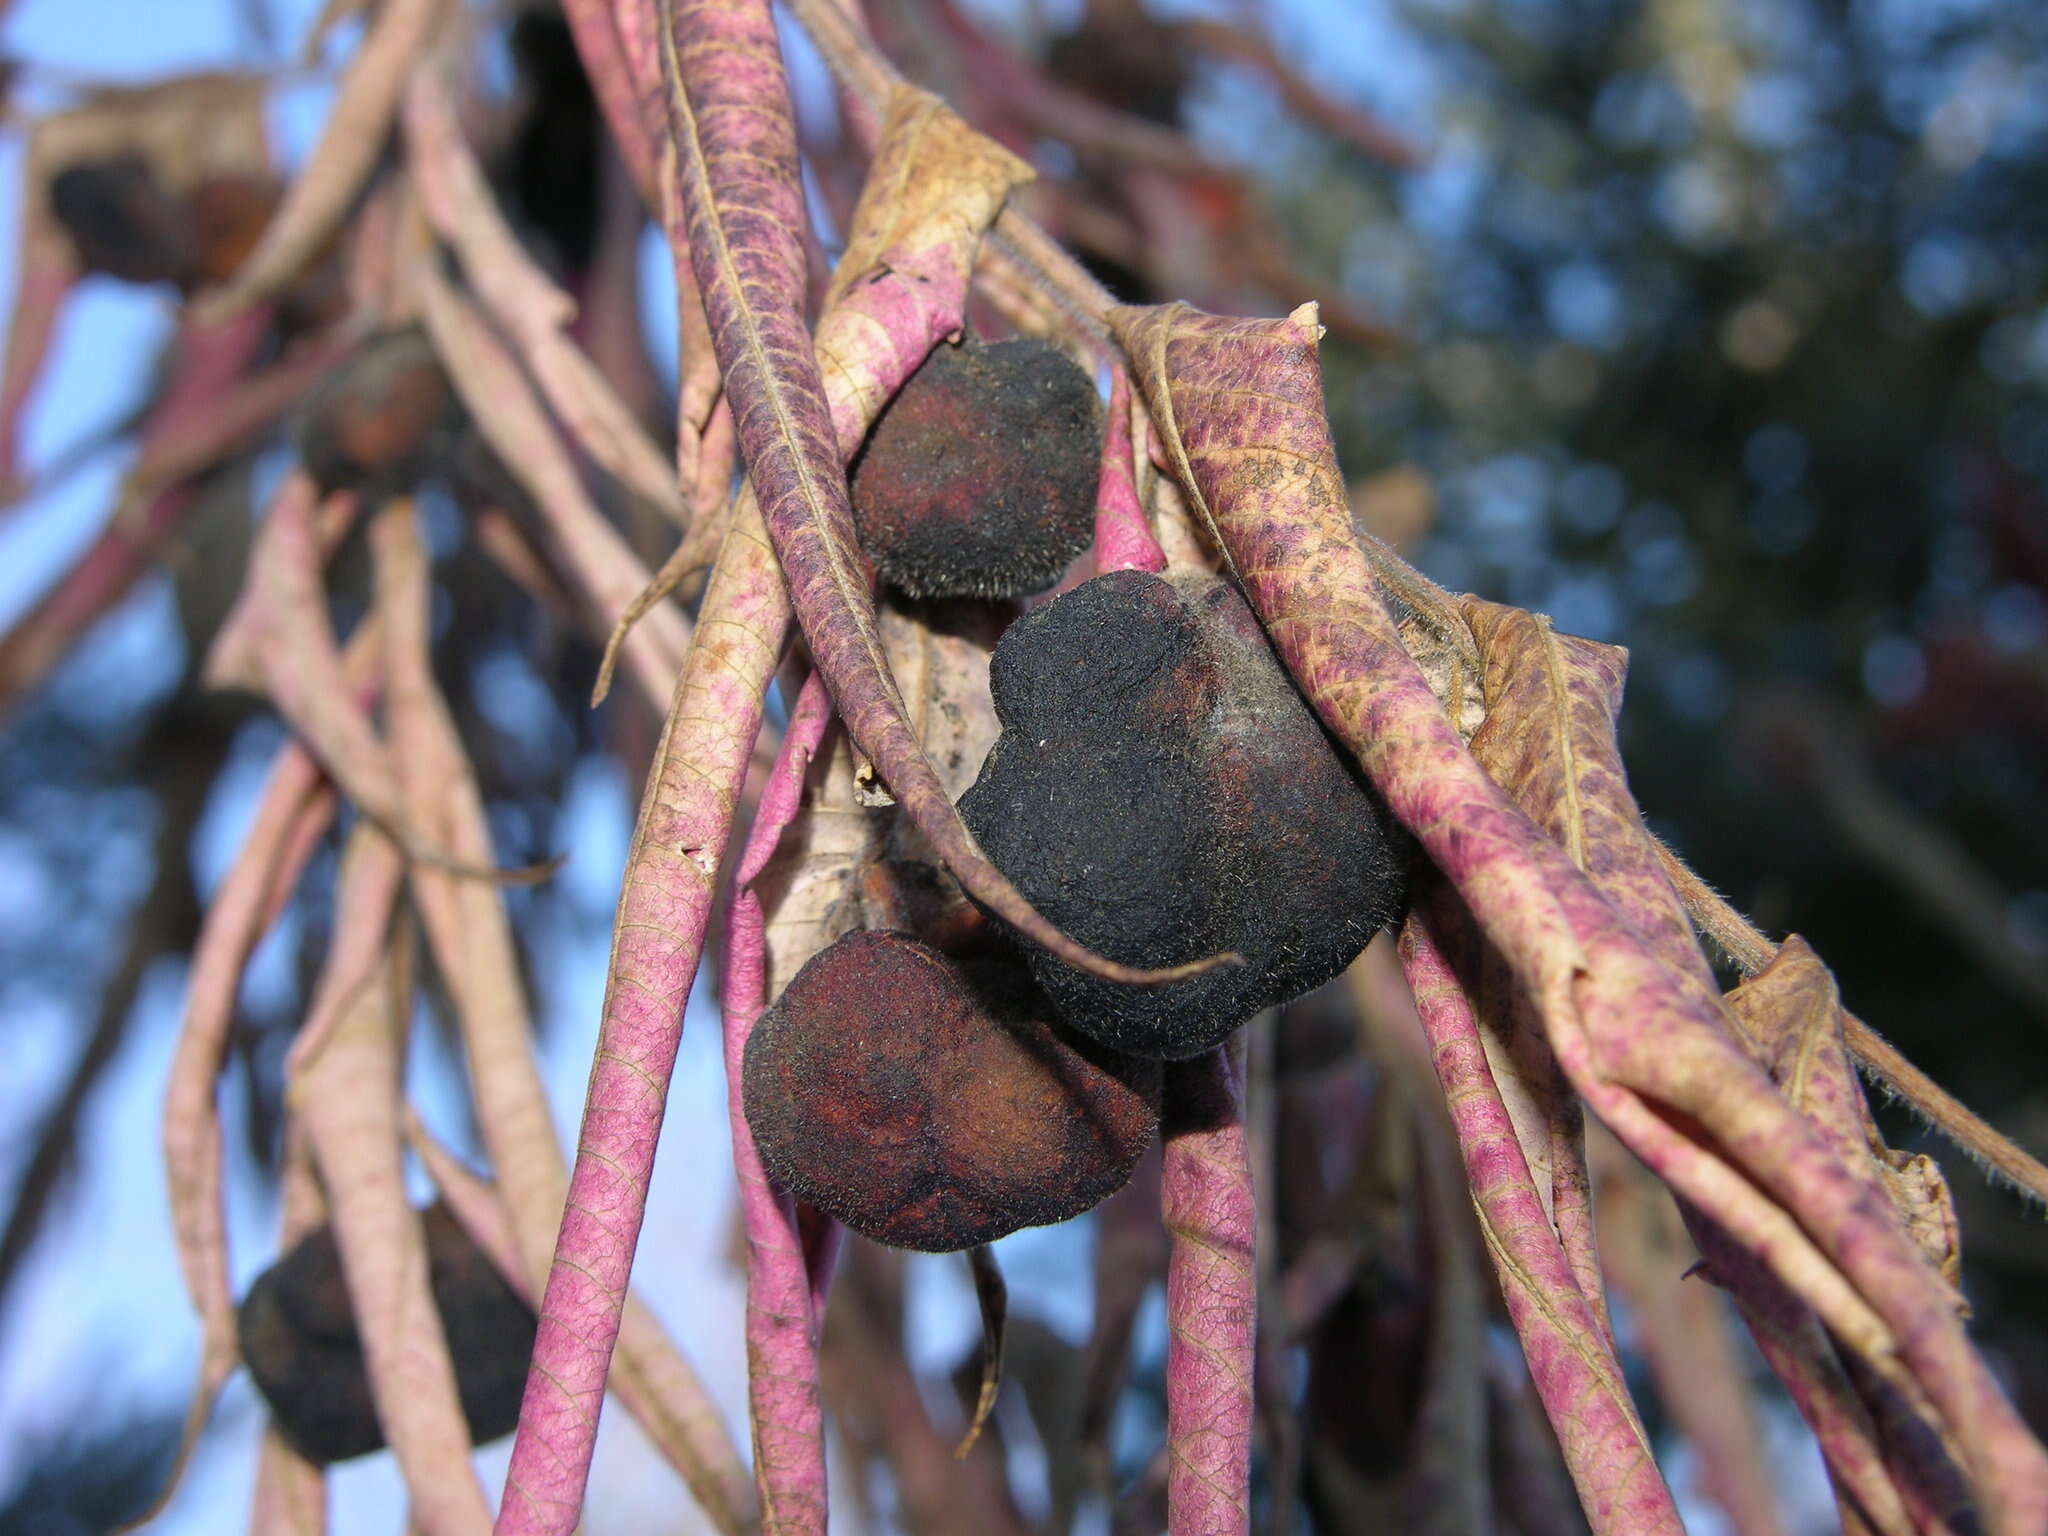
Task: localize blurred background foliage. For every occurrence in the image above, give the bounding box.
[0,0,2043,1528]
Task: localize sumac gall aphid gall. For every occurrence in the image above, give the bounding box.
[742,929,1160,1252]
[848,336,1103,600]
[958,568,1408,1058]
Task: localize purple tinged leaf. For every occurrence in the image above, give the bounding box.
[1116,300,2048,1535]
[1161,1048,1255,1536]
[659,8,1217,986]
[497,89,1039,1536]
[724,670,836,1534]
[291,828,493,1536]
[1400,892,1681,1535]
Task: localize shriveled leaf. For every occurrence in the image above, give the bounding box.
[291,830,492,1536]
[1463,599,1975,1534]
[1399,893,1678,1535]
[205,0,443,315]
[662,23,1202,983]
[163,630,369,1401]
[1117,299,2048,1534]
[403,70,683,522]
[1161,1047,1256,1536]
[373,499,747,1521]
[1725,938,1964,1295]
[497,88,1067,1536]
[413,256,691,717]
[1591,1130,1788,1536]
[722,669,837,1534]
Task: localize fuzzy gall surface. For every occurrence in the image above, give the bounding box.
[848,337,1103,600]
[48,154,196,286]
[742,929,1161,1252]
[296,329,454,498]
[236,1201,537,1464]
[958,569,1408,1057]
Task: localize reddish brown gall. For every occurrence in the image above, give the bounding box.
[742,929,1161,1252]
[296,329,455,498]
[849,337,1103,600]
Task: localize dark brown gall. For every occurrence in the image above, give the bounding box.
[958,569,1408,1058]
[742,929,1161,1252]
[296,330,455,498]
[236,1200,536,1464]
[849,337,1103,600]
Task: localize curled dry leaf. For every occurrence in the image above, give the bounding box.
[205,0,444,316]
[1655,843,2048,1209]
[1399,893,1679,1534]
[499,88,1033,1536]
[1724,937,1964,1296]
[372,498,750,1524]
[1590,1128,1787,1536]
[1460,598,1978,1535]
[198,469,492,884]
[1116,298,2048,1533]
[723,669,837,1534]
[163,626,371,1418]
[289,828,492,1536]
[612,0,726,447]
[1160,1048,1256,1536]
[412,256,691,716]
[661,15,1212,985]
[403,70,684,523]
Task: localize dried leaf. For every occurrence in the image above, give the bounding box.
[1118,299,2048,1534]
[412,257,691,715]
[373,499,748,1523]
[661,24,1196,983]
[1399,894,1678,1534]
[1464,601,1972,1534]
[205,0,443,315]
[1161,1048,1256,1535]
[403,71,683,522]
[163,632,368,1403]
[290,829,492,1536]
[722,669,837,1533]
[1592,1130,1788,1536]
[1725,939,1964,1295]
[497,90,1067,1536]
